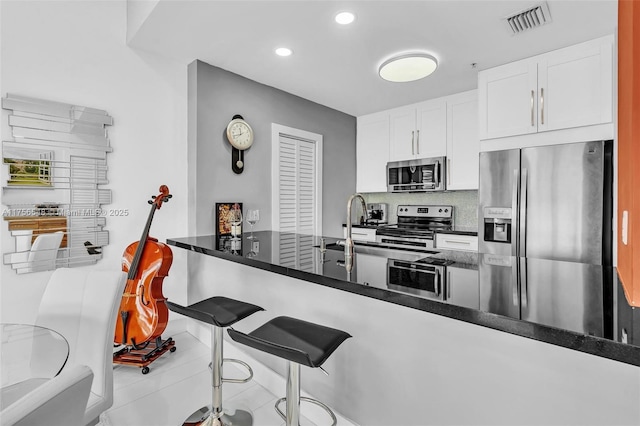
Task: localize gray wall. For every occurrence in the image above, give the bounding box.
[188,60,356,238]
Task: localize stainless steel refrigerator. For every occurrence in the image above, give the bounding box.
[478,140,613,266]
[478,253,609,337]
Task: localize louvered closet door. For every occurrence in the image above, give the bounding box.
[276,133,318,272]
[277,134,317,233]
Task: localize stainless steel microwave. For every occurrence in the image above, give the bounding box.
[387,156,446,192]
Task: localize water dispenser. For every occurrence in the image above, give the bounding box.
[483,207,512,243]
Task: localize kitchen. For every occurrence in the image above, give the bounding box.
[1,1,640,426]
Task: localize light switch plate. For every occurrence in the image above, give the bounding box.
[622,210,629,245]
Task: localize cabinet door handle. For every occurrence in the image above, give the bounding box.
[416,129,420,155]
[443,239,471,245]
[530,90,535,126]
[411,131,415,155]
[540,87,544,125]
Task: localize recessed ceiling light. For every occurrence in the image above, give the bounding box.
[275,47,293,57]
[378,53,438,82]
[335,11,356,25]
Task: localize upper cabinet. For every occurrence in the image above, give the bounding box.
[356,90,478,192]
[356,111,390,193]
[478,35,613,141]
[389,98,447,162]
[447,90,479,191]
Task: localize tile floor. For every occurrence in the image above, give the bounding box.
[99,332,326,426]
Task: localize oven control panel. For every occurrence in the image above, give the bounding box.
[397,205,453,218]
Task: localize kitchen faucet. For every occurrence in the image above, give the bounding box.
[345,193,367,275]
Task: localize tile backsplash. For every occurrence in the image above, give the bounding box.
[362,190,478,229]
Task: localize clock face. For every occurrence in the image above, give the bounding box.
[227,119,254,150]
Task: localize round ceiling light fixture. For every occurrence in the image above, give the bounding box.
[275,47,293,57]
[335,11,356,25]
[378,53,438,82]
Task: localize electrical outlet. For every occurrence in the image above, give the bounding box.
[622,210,629,245]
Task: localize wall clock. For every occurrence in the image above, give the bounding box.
[226,114,254,174]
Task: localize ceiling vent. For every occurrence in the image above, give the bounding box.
[504,2,552,35]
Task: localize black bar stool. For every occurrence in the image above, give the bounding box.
[167,296,264,426]
[228,316,351,426]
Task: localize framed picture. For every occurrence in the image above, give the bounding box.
[3,148,53,187]
[215,202,242,236]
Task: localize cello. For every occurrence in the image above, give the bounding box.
[114,185,174,361]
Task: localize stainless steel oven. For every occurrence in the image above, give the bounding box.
[387,258,446,300]
[375,205,453,251]
[387,156,446,192]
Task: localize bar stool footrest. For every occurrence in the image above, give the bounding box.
[275,396,337,426]
[223,358,254,383]
[207,358,254,384]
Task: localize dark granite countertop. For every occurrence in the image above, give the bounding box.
[340,223,387,229]
[167,231,640,366]
[436,226,478,236]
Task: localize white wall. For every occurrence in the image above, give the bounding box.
[0,0,188,322]
[188,252,640,426]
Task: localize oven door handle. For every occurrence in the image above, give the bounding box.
[389,265,439,275]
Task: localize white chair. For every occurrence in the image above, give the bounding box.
[1,364,93,426]
[27,231,64,273]
[35,267,127,425]
[13,229,33,252]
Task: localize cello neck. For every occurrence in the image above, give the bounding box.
[128,204,157,280]
[126,186,171,281]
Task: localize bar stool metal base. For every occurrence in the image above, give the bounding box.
[182,405,253,426]
[273,361,337,426]
[275,397,337,426]
[185,326,254,426]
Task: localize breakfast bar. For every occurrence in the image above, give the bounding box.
[168,231,640,426]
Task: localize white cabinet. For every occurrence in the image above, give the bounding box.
[478,59,537,139]
[389,98,446,162]
[446,90,479,190]
[537,37,613,132]
[447,266,479,309]
[342,226,377,242]
[478,35,613,141]
[435,233,478,252]
[356,90,478,192]
[356,111,389,193]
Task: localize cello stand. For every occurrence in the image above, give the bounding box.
[113,336,176,374]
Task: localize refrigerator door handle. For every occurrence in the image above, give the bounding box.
[512,169,520,256]
[520,257,528,309]
[511,257,519,306]
[520,168,528,257]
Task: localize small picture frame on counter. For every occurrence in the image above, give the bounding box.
[215,202,243,236]
[215,202,243,255]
